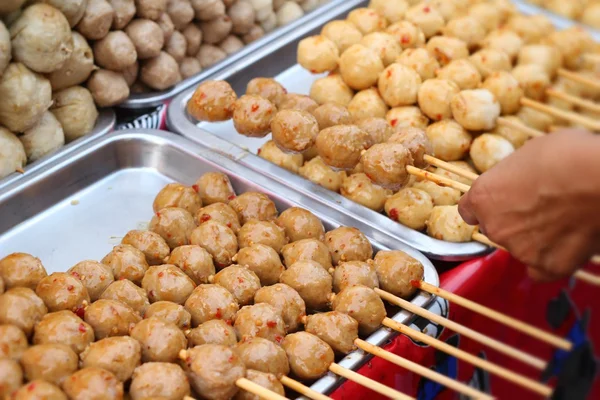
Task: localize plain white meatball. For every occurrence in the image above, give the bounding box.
[347,88,388,121]
[425,36,469,66]
[427,205,476,242]
[339,44,384,90]
[470,133,515,173]
[297,35,339,74]
[368,0,408,23]
[481,71,523,116]
[405,3,444,38]
[0,127,26,178]
[517,44,563,78]
[386,106,429,132]
[386,21,425,49]
[384,187,434,230]
[469,49,511,79]
[451,89,501,131]
[309,74,354,107]
[360,32,403,67]
[397,48,440,81]
[481,29,523,61]
[378,63,421,107]
[511,64,550,102]
[443,16,486,50]
[436,59,481,90]
[425,120,472,161]
[320,20,363,53]
[417,79,459,122]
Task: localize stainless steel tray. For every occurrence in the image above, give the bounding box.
[0,129,439,398]
[0,108,116,191]
[119,0,365,110]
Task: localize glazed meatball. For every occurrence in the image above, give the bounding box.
[388,127,432,169]
[130,317,186,362]
[378,63,422,108]
[386,21,426,49]
[425,120,472,162]
[121,230,170,266]
[168,245,216,285]
[194,172,237,205]
[270,109,319,154]
[188,80,237,122]
[321,20,363,53]
[233,95,277,138]
[83,300,139,340]
[443,16,486,50]
[282,332,334,380]
[511,64,550,102]
[0,324,28,360]
[347,87,389,121]
[21,344,78,385]
[149,207,196,249]
[299,157,347,192]
[280,260,332,311]
[144,301,191,329]
[235,370,285,400]
[187,319,237,347]
[309,74,354,107]
[153,182,202,215]
[258,140,304,173]
[481,29,523,61]
[278,94,319,114]
[470,134,515,173]
[412,180,461,207]
[234,303,286,343]
[333,285,386,336]
[62,367,123,400]
[234,245,283,286]
[101,244,148,285]
[238,220,288,253]
[36,273,90,313]
[142,264,196,304]
[436,59,482,91]
[305,311,359,354]
[80,336,141,381]
[213,265,261,306]
[469,49,511,79]
[312,103,352,131]
[184,284,239,326]
[427,205,476,242]
[67,261,114,301]
[360,32,403,67]
[196,202,241,233]
[33,311,93,354]
[275,207,324,242]
[298,35,339,74]
[254,283,306,333]
[9,380,66,400]
[481,71,523,116]
[373,250,424,299]
[341,173,392,212]
[234,336,290,377]
[355,117,393,146]
[339,44,384,91]
[281,238,332,271]
[0,253,47,290]
[325,227,373,265]
[418,78,460,122]
[397,48,440,81]
[333,261,379,293]
[385,187,434,230]
[229,192,278,224]
[246,78,287,107]
[316,125,370,171]
[451,89,501,131]
[0,358,23,397]
[130,362,190,400]
[360,143,412,191]
[0,288,47,337]
[387,106,429,132]
[190,221,238,269]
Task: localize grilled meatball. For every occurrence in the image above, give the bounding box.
[184,284,239,326]
[316,125,370,171]
[0,288,47,337]
[333,285,386,336]
[130,317,186,363]
[130,362,190,400]
[194,172,237,205]
[234,337,290,378]
[213,265,261,306]
[341,173,392,212]
[271,109,319,154]
[101,244,149,285]
[425,120,472,162]
[121,230,171,266]
[355,117,393,146]
[0,358,23,398]
[10,380,67,400]
[360,143,412,191]
[387,106,429,132]
[187,319,237,347]
[233,95,277,138]
[436,59,482,90]
[149,207,197,249]
[234,303,286,344]
[142,264,196,304]
[144,301,192,329]
[388,127,432,169]
[481,71,523,116]
[229,192,278,224]
[84,299,141,339]
[280,260,332,311]
[79,336,141,381]
[282,332,334,380]
[339,44,384,91]
[188,80,237,122]
[373,251,424,299]
[168,245,216,285]
[309,74,354,107]
[0,324,28,360]
[190,221,238,269]
[237,220,288,253]
[33,311,93,354]
[347,87,388,121]
[62,367,123,400]
[278,94,319,114]
[67,261,114,302]
[181,344,246,400]
[254,283,306,333]
[333,261,379,293]
[312,103,352,131]
[246,78,287,107]
[153,182,203,215]
[299,156,347,192]
[469,49,511,79]
[470,134,515,173]
[235,244,285,286]
[100,280,149,315]
[0,253,47,290]
[275,207,324,242]
[258,140,305,173]
[325,227,373,266]
[427,205,477,242]
[21,344,78,385]
[385,187,434,230]
[195,202,241,233]
[305,311,359,354]
[235,370,285,400]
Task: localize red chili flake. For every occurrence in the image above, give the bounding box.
[423,6,430,12]
[238,277,244,284]
[167,233,172,238]
[158,272,164,278]
[192,184,200,193]
[74,305,85,319]
[436,114,442,120]
[251,104,259,112]
[71,271,81,279]
[266,320,277,328]
[389,208,399,221]
[226,222,232,228]
[228,194,236,201]
[199,92,206,99]
[200,214,211,223]
[275,335,283,344]
[310,69,318,74]
[215,308,223,318]
[410,280,421,288]
[228,355,235,362]
[149,290,155,299]
[156,212,161,217]
[386,69,392,78]
[27,383,36,392]
[67,285,74,291]
[401,35,411,44]
[390,119,398,127]
[257,148,262,155]
[226,319,233,326]
[78,323,87,333]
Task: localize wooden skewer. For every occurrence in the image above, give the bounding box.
[411,281,572,351]
[279,376,332,400]
[374,288,548,370]
[328,363,415,400]
[591,255,600,264]
[557,68,600,92]
[382,319,554,397]
[406,165,470,193]
[423,155,479,181]
[236,377,289,400]
[582,53,600,64]
[496,117,545,138]
[520,98,600,132]
[546,88,600,114]
[355,339,495,400]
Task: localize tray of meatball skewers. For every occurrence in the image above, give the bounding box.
[0,128,439,399]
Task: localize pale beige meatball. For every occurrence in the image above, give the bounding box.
[190,221,238,269]
[79,336,141,381]
[305,311,359,354]
[100,280,149,315]
[378,63,421,107]
[412,180,461,207]
[436,59,481,91]
[0,324,28,360]
[397,47,440,81]
[517,44,563,78]
[506,14,549,44]
[271,109,319,154]
[246,78,287,107]
[121,230,171,266]
[10,380,67,400]
[451,89,501,131]
[234,303,286,343]
[194,171,236,205]
[232,95,275,138]
[341,173,392,212]
[386,21,425,49]
[511,64,550,102]
[282,332,333,380]
[280,260,333,311]
[368,0,407,23]
[312,103,352,130]
[213,265,260,306]
[425,120,472,162]
[339,44,384,91]
[332,285,385,335]
[0,288,47,337]
[405,3,444,38]
[153,182,202,215]
[235,244,284,286]
[298,35,339,74]
[443,16,486,50]
[299,156,347,191]
[130,317,186,362]
[433,161,477,186]
[196,202,241,233]
[184,284,239,326]
[144,301,191,329]
[427,205,476,242]
[21,344,78,385]
[0,253,47,290]
[481,71,523,115]
[360,143,412,191]
[325,227,373,265]
[426,36,469,67]
[470,133,515,173]
[387,106,429,132]
[62,367,123,400]
[130,362,190,400]
[33,310,93,354]
[333,261,379,293]
[149,207,196,249]
[36,273,90,313]
[469,49,511,79]
[278,94,319,114]
[254,283,306,333]
[347,87,388,121]
[316,125,370,170]
[481,29,523,61]
[276,207,324,242]
[492,116,531,149]
[582,3,600,29]
[467,2,502,31]
[388,127,432,168]
[0,358,23,397]
[229,192,278,224]
[321,20,363,53]
[258,140,303,173]
[142,264,196,304]
[101,244,148,285]
[373,250,424,298]
[187,319,237,347]
[168,245,216,285]
[187,80,237,122]
[418,78,460,122]
[385,187,434,230]
[47,31,95,91]
[235,370,285,400]
[309,74,354,106]
[347,8,388,35]
[360,32,402,67]
[543,27,593,70]
[355,117,393,146]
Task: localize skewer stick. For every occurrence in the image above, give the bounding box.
[557,68,600,92]
[411,281,572,351]
[236,377,289,400]
[374,288,548,370]
[422,155,479,181]
[592,255,600,264]
[328,363,415,400]
[582,53,600,64]
[406,166,470,193]
[546,89,600,114]
[279,376,332,400]
[496,117,545,138]
[382,319,554,397]
[355,339,494,400]
[520,98,600,132]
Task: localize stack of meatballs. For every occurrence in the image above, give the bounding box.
[0,170,425,400]
[187,0,600,244]
[527,0,600,29]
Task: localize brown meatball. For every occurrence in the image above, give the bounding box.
[67,261,114,301]
[10,380,67,400]
[0,253,47,290]
[316,125,370,170]
[333,261,379,292]
[142,264,196,304]
[62,367,123,400]
[195,202,241,233]
[235,244,284,286]
[130,317,186,363]
[0,288,47,337]
[184,284,239,326]
[121,230,171,266]
[168,245,216,285]
[21,344,78,385]
[79,336,141,381]
[101,244,149,285]
[153,182,203,215]
[278,94,319,113]
[233,95,276,138]
[281,238,333,271]
[388,127,432,169]
[271,109,319,154]
[360,142,412,190]
[213,265,261,306]
[190,221,238,269]
[100,280,150,315]
[282,332,334,380]
[33,311,94,354]
[194,172,237,205]
[0,324,28,360]
[305,311,359,354]
[187,319,237,347]
[235,370,285,400]
[246,78,287,107]
[84,299,141,339]
[229,192,278,224]
[325,227,373,266]
[276,207,325,242]
[254,283,306,333]
[280,260,333,311]
[181,344,246,400]
[355,117,393,146]
[130,362,190,400]
[233,337,290,378]
[144,301,192,329]
[237,220,288,252]
[312,103,353,130]
[0,358,23,398]
[333,285,386,336]
[188,80,238,122]
[373,250,424,299]
[234,303,286,344]
[149,207,196,249]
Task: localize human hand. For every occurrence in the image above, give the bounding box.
[458,129,600,281]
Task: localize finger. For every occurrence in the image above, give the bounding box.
[458,193,479,226]
[526,267,563,283]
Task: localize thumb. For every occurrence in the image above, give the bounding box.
[458,192,479,226]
